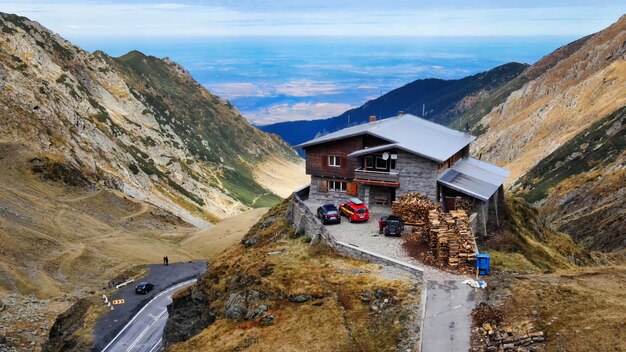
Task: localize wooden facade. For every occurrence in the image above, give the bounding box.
[303,134,389,179]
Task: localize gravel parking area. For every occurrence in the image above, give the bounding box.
[304,200,468,281]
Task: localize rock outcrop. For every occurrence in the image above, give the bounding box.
[470,14,626,250]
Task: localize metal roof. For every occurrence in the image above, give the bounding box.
[437,157,510,201]
[348,144,398,157]
[295,114,476,163]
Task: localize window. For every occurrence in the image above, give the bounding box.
[365,156,374,169]
[328,180,347,192]
[329,155,341,167]
[375,157,387,170]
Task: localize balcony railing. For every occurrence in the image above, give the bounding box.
[354,168,400,184]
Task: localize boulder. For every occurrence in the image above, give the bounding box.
[224,293,247,319]
[288,294,312,303]
[245,305,268,320]
[260,315,274,326]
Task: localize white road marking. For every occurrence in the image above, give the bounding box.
[101,279,197,352]
[126,309,167,351]
[148,338,163,352]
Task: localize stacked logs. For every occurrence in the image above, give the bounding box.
[395,192,477,272]
[392,193,440,226]
[425,208,476,270]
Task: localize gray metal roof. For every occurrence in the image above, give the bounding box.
[348,144,398,157]
[295,114,476,163]
[437,157,510,201]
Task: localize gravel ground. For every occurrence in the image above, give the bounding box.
[305,201,469,281]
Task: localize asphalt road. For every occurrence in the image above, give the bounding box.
[421,280,476,352]
[93,261,207,352]
[100,279,196,352]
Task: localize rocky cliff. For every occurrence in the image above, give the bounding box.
[0,13,303,226]
[470,15,626,251]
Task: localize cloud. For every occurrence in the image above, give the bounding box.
[2,1,625,38]
[206,80,344,99]
[274,80,342,97]
[244,102,355,125]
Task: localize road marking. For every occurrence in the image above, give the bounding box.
[100,279,197,352]
[126,309,167,352]
[148,337,163,352]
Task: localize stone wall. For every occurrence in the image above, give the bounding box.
[288,186,423,280]
[308,176,354,205]
[395,151,438,201]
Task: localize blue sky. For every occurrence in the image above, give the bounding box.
[2,0,625,38]
[3,1,624,124]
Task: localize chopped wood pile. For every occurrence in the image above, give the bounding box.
[391,193,439,226]
[474,325,545,352]
[427,209,476,269]
[395,192,477,272]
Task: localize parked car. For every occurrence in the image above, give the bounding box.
[135,282,154,294]
[339,197,370,223]
[317,204,341,224]
[378,215,405,236]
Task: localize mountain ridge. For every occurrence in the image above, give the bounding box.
[258,62,528,148]
[0,12,305,226]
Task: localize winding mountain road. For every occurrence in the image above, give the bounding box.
[101,279,196,352]
[93,262,207,352]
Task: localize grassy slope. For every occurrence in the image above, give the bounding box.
[112,51,287,207]
[479,197,591,273]
[514,106,625,251]
[165,200,421,352]
[452,35,593,134]
[475,265,626,352]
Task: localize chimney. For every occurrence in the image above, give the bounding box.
[398,111,404,116]
[369,115,376,123]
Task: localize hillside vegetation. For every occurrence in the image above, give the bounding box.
[480,197,592,273]
[470,14,626,251]
[0,13,305,225]
[515,106,625,251]
[163,200,422,352]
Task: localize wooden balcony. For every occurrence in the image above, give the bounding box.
[353,168,400,187]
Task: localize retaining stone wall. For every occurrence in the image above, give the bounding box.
[288,186,423,280]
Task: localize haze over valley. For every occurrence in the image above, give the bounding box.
[0,2,624,352]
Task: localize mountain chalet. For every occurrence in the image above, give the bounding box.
[295,113,510,235]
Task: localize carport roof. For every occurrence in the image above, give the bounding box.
[437,157,510,201]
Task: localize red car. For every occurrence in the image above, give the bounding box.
[339,198,370,223]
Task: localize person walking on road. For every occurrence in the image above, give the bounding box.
[163,256,167,266]
[165,256,169,266]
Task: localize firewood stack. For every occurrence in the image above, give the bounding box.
[425,208,476,270]
[392,193,440,226]
[397,192,477,272]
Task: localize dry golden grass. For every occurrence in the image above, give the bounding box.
[181,208,268,259]
[167,200,421,352]
[252,156,308,198]
[496,265,626,352]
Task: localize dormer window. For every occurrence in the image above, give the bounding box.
[329,155,341,167]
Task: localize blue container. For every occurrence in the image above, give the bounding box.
[476,253,491,275]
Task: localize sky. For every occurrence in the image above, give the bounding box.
[2,0,625,38]
[2,1,624,125]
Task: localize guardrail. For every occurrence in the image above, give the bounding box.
[288,186,422,279]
